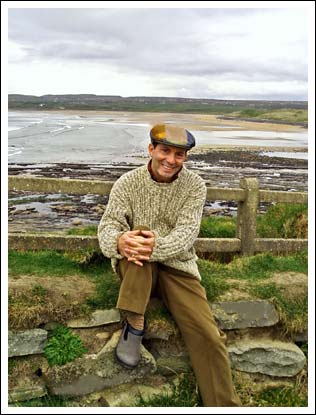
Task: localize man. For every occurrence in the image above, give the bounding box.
[98,124,240,407]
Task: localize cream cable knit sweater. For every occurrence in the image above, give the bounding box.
[98,164,207,280]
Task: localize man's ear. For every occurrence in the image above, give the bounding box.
[148,143,154,156]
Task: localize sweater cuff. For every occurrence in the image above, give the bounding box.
[149,230,161,261]
[114,231,125,259]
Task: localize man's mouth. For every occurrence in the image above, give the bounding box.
[161,164,175,172]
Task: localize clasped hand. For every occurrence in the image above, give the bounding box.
[117,229,155,266]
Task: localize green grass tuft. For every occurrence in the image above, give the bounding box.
[197,259,229,302]
[257,203,308,238]
[199,216,236,238]
[67,225,98,236]
[136,373,202,407]
[43,324,87,366]
[11,395,71,407]
[256,385,308,407]
[8,249,110,278]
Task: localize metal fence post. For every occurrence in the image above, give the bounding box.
[236,178,259,255]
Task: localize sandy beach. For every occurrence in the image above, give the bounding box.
[39,109,306,132]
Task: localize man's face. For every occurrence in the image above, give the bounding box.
[148,143,187,183]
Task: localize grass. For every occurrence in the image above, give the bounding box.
[199,203,308,239]
[199,216,236,238]
[43,324,87,366]
[232,370,308,407]
[136,372,202,407]
[10,395,71,407]
[233,108,308,123]
[198,250,307,282]
[8,249,120,328]
[257,203,308,239]
[255,385,308,407]
[8,249,108,278]
[8,248,308,336]
[67,225,98,236]
[136,369,308,407]
[197,251,308,335]
[250,283,308,335]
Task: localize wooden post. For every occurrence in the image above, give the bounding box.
[236,178,259,255]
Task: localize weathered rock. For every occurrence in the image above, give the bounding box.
[228,338,306,377]
[67,309,121,328]
[72,218,82,226]
[44,330,156,397]
[69,380,174,407]
[211,300,279,330]
[8,329,47,357]
[8,382,47,403]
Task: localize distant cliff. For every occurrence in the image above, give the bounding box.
[8,94,308,115]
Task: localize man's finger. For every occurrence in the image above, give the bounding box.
[127,257,143,266]
[140,230,155,238]
[126,239,145,248]
[135,237,154,246]
[127,230,142,236]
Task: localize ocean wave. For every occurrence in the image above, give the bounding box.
[8,146,24,157]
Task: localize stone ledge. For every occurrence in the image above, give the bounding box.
[211,300,279,330]
[9,329,47,357]
[228,338,306,377]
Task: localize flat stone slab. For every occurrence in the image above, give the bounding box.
[8,382,47,403]
[228,338,306,377]
[67,309,121,328]
[9,329,47,357]
[211,300,279,329]
[44,330,156,397]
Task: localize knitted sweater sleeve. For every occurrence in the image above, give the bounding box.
[97,176,132,259]
[150,178,206,262]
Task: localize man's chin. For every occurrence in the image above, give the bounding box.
[160,166,176,175]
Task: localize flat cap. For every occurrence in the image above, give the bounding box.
[150,124,195,150]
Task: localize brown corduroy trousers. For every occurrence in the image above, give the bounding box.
[116,257,241,407]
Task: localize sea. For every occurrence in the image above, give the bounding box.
[8,111,308,165]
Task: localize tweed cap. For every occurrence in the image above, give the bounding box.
[150,124,195,150]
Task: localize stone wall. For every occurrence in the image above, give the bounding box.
[8,299,307,406]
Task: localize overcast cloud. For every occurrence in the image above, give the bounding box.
[6,5,312,100]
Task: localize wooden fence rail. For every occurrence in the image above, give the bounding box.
[8,176,308,255]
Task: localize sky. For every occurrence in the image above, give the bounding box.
[3,1,315,101]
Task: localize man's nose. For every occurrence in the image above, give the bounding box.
[166,153,176,164]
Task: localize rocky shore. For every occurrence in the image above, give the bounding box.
[8,148,308,234]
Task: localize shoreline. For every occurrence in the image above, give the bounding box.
[190,144,308,155]
[9,109,306,133]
